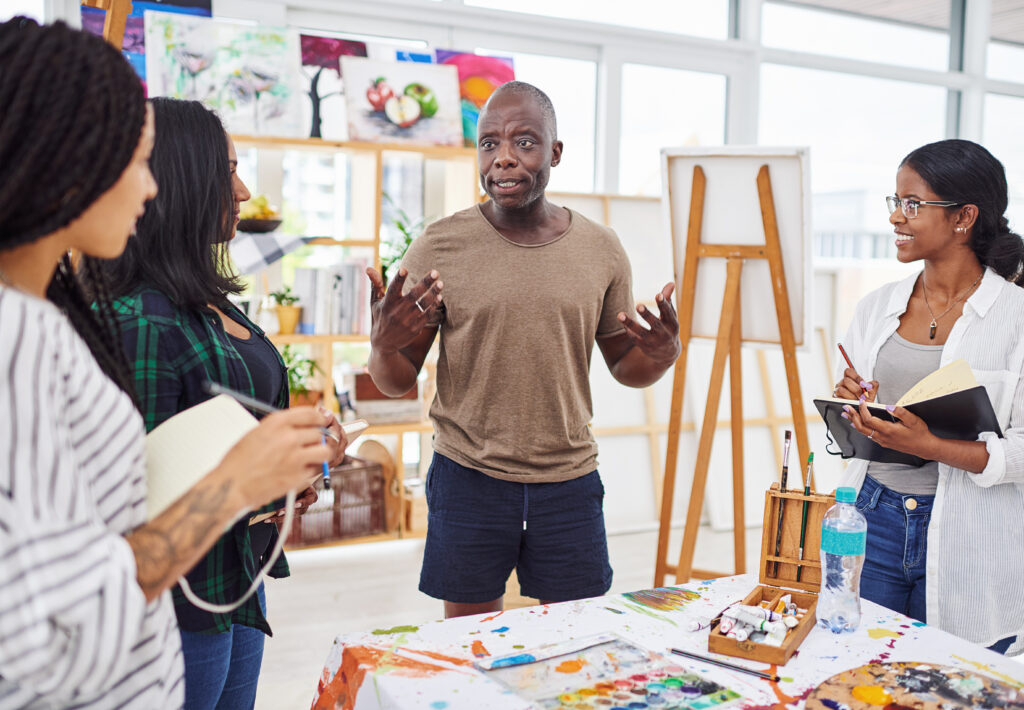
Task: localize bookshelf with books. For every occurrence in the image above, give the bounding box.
[231,135,477,542]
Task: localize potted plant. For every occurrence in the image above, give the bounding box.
[268,285,302,335]
[380,193,427,286]
[281,345,323,407]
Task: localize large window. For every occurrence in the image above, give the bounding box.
[762,2,950,71]
[618,63,727,196]
[983,93,1024,233]
[760,64,948,259]
[3,0,44,21]
[465,0,729,41]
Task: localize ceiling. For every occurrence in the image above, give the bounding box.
[780,0,1024,46]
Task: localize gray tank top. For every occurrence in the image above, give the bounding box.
[865,331,943,494]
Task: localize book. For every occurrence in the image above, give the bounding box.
[144,395,258,521]
[814,359,1002,466]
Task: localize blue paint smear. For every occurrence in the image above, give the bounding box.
[603,606,626,614]
[491,626,510,633]
[821,700,842,710]
[912,621,926,627]
[430,703,449,710]
[489,654,536,668]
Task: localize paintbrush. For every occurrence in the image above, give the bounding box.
[796,452,813,582]
[769,431,792,577]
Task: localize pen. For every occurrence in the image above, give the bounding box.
[202,381,333,435]
[796,452,813,582]
[669,648,780,682]
[770,430,792,576]
[321,434,331,491]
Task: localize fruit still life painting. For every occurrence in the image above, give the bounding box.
[341,56,462,147]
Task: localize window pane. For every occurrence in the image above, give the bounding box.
[760,64,947,260]
[465,0,729,40]
[762,2,949,71]
[987,40,1024,83]
[619,64,726,196]
[983,93,1024,235]
[476,48,597,192]
[3,0,44,21]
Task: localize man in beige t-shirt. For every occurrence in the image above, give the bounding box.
[366,81,680,619]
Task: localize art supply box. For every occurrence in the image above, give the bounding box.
[708,483,834,665]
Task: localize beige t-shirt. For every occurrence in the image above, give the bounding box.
[401,204,635,482]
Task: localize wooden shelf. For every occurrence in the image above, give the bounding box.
[231,134,477,160]
[269,333,370,345]
[304,238,377,248]
[364,421,433,435]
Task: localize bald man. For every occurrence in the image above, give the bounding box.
[366,81,680,618]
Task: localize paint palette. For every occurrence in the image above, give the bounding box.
[477,634,742,710]
[805,661,1024,709]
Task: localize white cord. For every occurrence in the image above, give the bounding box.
[177,489,296,614]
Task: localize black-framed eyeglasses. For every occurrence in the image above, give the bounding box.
[886,195,961,219]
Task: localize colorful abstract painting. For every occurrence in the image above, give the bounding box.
[341,56,462,147]
[81,0,211,89]
[144,11,301,136]
[435,50,514,146]
[299,34,367,139]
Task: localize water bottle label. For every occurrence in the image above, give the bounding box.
[821,527,866,555]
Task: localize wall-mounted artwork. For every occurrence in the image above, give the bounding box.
[435,50,514,146]
[144,11,301,136]
[341,56,462,147]
[81,0,211,89]
[299,34,367,139]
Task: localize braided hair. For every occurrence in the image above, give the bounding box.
[0,17,146,398]
[901,139,1024,285]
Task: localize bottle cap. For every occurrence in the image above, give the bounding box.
[835,486,857,503]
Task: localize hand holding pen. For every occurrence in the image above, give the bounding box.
[833,343,878,403]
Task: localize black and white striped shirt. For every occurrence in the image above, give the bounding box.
[0,287,184,708]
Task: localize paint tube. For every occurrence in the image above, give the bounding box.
[719,617,735,634]
[687,617,713,632]
[723,605,782,625]
[773,594,792,614]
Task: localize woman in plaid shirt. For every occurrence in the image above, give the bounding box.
[104,98,346,709]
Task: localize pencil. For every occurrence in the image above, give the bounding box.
[769,430,792,577]
[669,648,780,682]
[795,453,813,582]
[837,343,854,371]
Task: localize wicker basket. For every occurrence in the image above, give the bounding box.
[283,455,385,547]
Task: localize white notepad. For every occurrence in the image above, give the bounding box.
[145,395,258,520]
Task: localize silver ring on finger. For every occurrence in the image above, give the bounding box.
[415,299,426,313]
[867,429,875,440]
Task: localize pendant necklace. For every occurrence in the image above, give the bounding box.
[921,272,983,339]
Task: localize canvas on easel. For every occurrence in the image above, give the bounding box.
[655,147,813,587]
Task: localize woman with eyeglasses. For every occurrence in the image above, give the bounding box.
[835,139,1024,655]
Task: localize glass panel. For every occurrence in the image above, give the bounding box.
[618,63,726,196]
[3,0,44,21]
[475,48,597,192]
[983,93,1024,234]
[465,0,729,40]
[282,152,353,238]
[762,2,949,71]
[759,64,948,260]
[987,40,1024,83]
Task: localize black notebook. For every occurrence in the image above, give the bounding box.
[814,359,1002,466]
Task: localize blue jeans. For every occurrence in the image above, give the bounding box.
[179,584,267,710]
[856,475,1015,654]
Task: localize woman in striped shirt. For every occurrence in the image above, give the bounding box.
[0,18,334,708]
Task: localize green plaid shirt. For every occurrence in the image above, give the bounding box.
[113,287,289,636]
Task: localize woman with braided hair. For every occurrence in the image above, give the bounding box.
[835,139,1024,654]
[0,17,334,708]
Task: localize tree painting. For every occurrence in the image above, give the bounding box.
[300,34,367,138]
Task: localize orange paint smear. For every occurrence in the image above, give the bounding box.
[481,610,505,623]
[471,640,490,657]
[852,685,894,705]
[556,659,587,673]
[768,664,803,708]
[314,645,472,710]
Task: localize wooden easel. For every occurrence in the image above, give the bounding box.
[653,164,811,587]
[80,0,134,50]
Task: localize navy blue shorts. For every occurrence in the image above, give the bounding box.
[419,452,613,604]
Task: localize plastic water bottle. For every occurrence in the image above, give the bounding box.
[817,486,867,633]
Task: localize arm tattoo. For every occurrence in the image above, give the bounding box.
[127,478,237,600]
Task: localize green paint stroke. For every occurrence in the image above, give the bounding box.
[372,624,420,635]
[621,601,677,626]
[621,587,700,612]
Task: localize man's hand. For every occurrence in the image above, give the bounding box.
[616,282,681,365]
[367,267,443,355]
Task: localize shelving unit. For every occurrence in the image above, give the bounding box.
[233,134,478,542]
